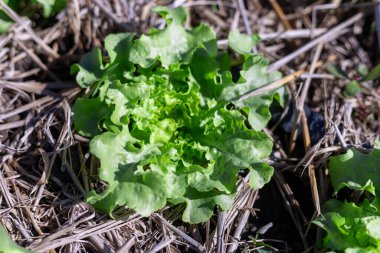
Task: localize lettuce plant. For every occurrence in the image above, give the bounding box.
[72,7,284,223]
[314,147,380,252]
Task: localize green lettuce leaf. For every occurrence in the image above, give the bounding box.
[219,57,284,131]
[70,48,104,88]
[314,199,380,251]
[328,148,380,195]
[104,33,135,69]
[228,30,260,55]
[129,7,215,68]
[72,98,110,137]
[181,189,235,224]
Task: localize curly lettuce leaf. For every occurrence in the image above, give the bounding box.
[314,199,380,252]
[129,7,216,68]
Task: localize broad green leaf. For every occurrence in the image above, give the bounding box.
[249,163,274,189]
[104,33,135,68]
[199,148,242,193]
[181,189,235,224]
[72,98,110,137]
[228,30,260,55]
[219,59,283,131]
[219,59,282,101]
[0,225,32,253]
[328,148,380,195]
[70,47,104,88]
[189,47,222,99]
